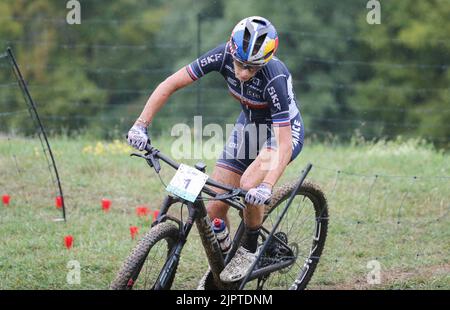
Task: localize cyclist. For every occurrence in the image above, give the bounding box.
[127,16,304,283]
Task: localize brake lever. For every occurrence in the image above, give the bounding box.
[215,188,242,200]
[147,151,161,173]
[130,151,161,174]
[130,152,146,159]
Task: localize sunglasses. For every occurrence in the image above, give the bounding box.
[233,58,263,72]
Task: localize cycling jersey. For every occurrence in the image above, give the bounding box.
[186,42,304,174]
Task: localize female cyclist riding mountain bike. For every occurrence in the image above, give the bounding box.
[127,16,305,283]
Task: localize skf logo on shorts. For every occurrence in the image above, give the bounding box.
[267,86,281,110]
[200,54,222,67]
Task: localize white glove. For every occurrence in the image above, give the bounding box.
[127,124,149,151]
[245,183,272,206]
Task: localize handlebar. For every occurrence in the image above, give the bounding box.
[131,142,249,200]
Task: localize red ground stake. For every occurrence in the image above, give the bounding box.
[101,198,111,212]
[153,210,160,222]
[129,226,139,240]
[136,206,149,217]
[55,196,63,209]
[64,235,73,249]
[2,195,10,205]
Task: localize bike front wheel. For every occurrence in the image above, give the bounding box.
[252,181,329,290]
[110,222,180,290]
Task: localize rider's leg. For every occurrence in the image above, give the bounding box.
[208,112,248,228]
[239,148,276,252]
[219,148,275,282]
[240,148,274,228]
[220,116,305,282]
[206,165,241,229]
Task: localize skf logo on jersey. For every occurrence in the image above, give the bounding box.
[267,86,281,110]
[200,53,222,67]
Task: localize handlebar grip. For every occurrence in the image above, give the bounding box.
[238,190,271,206]
[125,134,152,151]
[145,141,152,152]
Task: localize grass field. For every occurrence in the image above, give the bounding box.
[0,136,449,289]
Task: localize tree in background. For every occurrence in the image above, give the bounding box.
[350,1,450,147]
[0,0,448,148]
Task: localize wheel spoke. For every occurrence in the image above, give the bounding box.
[286,200,311,237]
[136,241,164,289]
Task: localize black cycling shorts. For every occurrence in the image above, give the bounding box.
[216,111,304,175]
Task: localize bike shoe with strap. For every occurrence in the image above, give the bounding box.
[220,246,258,283]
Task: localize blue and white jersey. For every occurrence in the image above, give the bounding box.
[186,42,301,126]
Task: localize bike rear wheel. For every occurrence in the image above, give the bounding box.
[110,222,179,290]
[251,181,329,290]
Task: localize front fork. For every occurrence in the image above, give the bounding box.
[152,195,194,290]
[194,199,227,288]
[194,198,250,290]
[152,195,228,289]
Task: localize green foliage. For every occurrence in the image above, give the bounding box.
[350,1,450,147]
[0,0,448,147]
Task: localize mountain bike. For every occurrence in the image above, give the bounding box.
[110,143,328,290]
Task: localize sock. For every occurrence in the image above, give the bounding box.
[241,226,260,253]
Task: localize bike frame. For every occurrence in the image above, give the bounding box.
[133,144,312,290]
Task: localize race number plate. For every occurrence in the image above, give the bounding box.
[166,164,209,202]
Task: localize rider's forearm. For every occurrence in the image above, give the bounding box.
[134,68,194,127]
[134,81,175,127]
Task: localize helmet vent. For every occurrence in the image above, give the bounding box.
[252,33,267,56]
[243,27,251,53]
[263,50,274,60]
[252,18,267,26]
